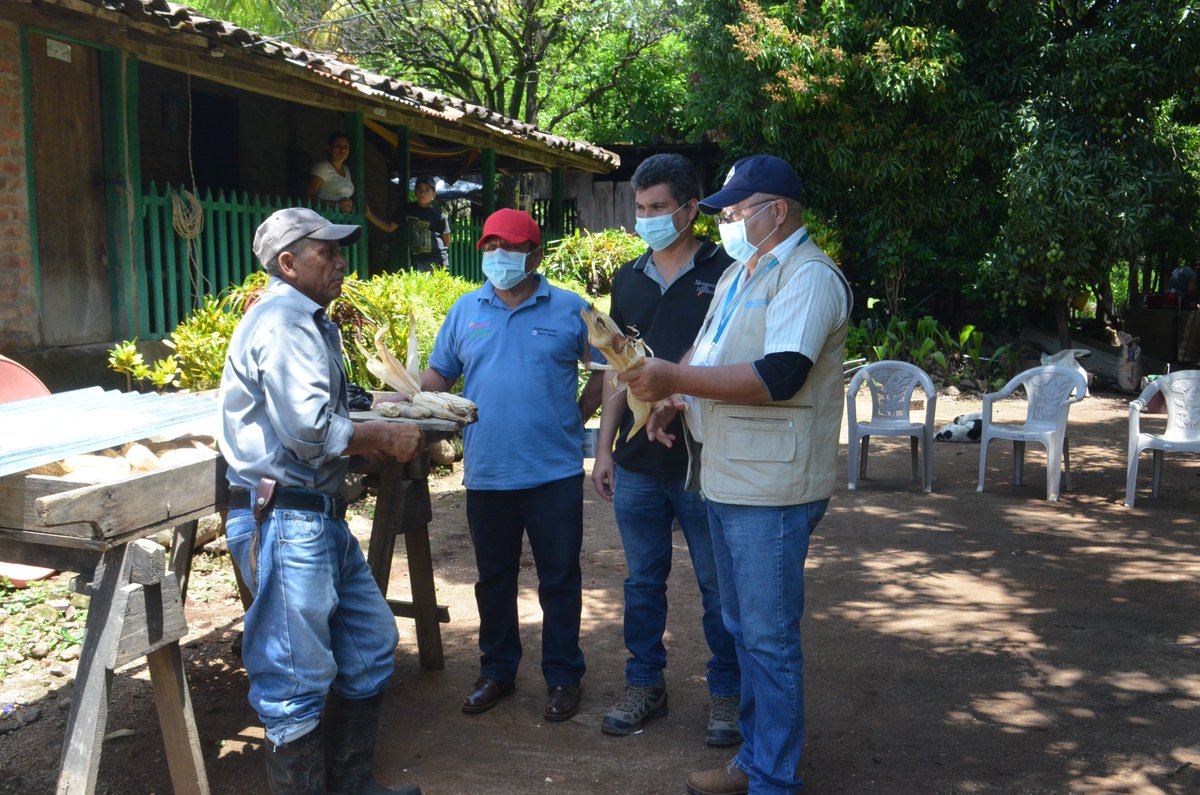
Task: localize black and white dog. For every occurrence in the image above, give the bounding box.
[936,412,982,442]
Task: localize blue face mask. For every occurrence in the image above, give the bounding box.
[634,204,690,252]
[718,203,777,263]
[482,248,530,290]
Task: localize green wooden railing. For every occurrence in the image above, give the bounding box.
[138,182,366,339]
[448,220,483,282]
[138,187,578,339]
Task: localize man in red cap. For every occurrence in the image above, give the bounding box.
[421,208,600,723]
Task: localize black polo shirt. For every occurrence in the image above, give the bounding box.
[610,238,734,478]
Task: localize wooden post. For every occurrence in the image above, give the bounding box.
[389,126,411,273]
[482,148,496,217]
[366,454,448,670]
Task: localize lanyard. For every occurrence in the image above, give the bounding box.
[710,231,809,346]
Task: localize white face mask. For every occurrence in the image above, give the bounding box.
[482,248,529,290]
[634,204,689,252]
[718,202,777,263]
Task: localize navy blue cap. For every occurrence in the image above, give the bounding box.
[698,155,803,214]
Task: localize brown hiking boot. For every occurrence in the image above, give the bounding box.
[685,759,749,795]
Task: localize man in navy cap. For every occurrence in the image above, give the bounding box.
[620,155,852,795]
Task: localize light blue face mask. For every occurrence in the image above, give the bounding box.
[482,248,529,290]
[634,204,690,252]
[718,202,777,263]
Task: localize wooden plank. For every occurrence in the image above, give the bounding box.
[386,599,450,623]
[34,456,228,537]
[367,459,405,594]
[147,642,211,795]
[114,571,188,669]
[0,473,94,536]
[171,520,199,603]
[56,547,128,794]
[0,533,100,572]
[401,475,444,670]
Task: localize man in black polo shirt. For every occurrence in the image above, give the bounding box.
[591,154,740,747]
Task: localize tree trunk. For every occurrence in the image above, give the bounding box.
[1055,302,1070,349]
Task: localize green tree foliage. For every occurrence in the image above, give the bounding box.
[981,1,1200,340]
[688,1,1007,316]
[688,1,1200,339]
[191,1,687,142]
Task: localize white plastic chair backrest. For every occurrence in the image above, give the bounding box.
[1015,365,1087,427]
[1155,371,1200,441]
[849,361,934,421]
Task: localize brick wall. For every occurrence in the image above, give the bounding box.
[0,22,40,352]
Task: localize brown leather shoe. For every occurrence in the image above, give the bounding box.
[461,677,514,714]
[685,759,750,795]
[544,685,581,722]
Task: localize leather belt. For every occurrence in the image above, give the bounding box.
[229,487,347,520]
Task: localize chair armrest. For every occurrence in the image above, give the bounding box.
[1132,380,1160,408]
[981,391,999,420]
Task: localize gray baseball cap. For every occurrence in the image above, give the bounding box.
[252,207,361,267]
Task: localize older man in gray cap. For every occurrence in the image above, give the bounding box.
[219,207,424,795]
[620,156,852,795]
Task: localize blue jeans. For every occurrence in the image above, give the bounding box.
[613,466,739,695]
[707,498,828,795]
[465,475,585,686]
[226,494,398,747]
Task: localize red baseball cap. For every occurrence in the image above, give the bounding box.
[476,208,542,250]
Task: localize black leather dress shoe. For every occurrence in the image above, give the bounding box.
[462,677,514,714]
[544,685,581,722]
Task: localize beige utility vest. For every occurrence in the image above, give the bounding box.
[688,238,849,507]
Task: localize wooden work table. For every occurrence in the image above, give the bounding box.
[0,388,225,795]
[0,391,460,793]
[349,411,460,671]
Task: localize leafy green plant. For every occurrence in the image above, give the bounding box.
[107,340,150,392]
[542,228,646,297]
[849,314,1016,391]
[109,270,479,394]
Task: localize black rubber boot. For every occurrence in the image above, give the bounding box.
[265,723,325,794]
[324,692,421,795]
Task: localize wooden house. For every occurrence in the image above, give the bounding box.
[0,0,617,385]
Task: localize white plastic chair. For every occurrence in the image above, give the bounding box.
[846,361,937,493]
[1125,370,1200,507]
[976,365,1087,501]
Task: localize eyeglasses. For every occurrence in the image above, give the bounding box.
[481,240,538,253]
[717,199,776,225]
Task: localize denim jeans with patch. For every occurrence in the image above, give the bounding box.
[707,498,828,795]
[226,497,398,747]
[613,465,738,695]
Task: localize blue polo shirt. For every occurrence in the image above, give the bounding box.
[429,275,595,490]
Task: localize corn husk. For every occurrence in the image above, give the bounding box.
[581,304,650,442]
[361,328,421,398]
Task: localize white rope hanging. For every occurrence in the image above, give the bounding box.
[174,65,206,306]
[171,187,204,239]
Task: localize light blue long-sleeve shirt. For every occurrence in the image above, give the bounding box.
[218,277,355,494]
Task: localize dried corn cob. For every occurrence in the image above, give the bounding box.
[376,401,434,419]
[581,304,651,441]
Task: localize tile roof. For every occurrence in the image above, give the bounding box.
[77,0,618,171]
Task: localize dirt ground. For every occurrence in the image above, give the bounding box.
[2,389,1199,794]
